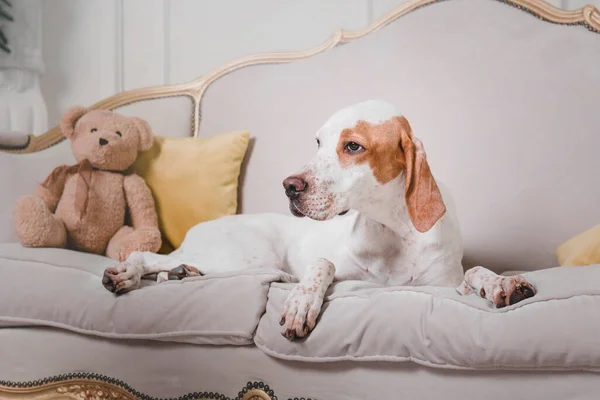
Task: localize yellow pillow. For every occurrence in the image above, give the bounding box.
[556,223,600,266]
[131,131,250,252]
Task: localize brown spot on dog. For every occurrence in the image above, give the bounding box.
[336,118,405,183]
[336,116,446,232]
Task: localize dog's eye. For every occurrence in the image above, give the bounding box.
[316,138,320,147]
[116,131,122,137]
[91,128,97,133]
[345,142,364,153]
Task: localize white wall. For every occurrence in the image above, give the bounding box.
[40,0,598,127]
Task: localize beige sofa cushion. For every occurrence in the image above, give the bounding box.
[4,240,600,372]
[254,265,600,371]
[0,243,293,345]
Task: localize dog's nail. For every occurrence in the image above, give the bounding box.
[279,316,286,326]
[104,285,116,293]
[185,265,201,276]
[102,274,117,293]
[168,265,188,280]
[172,265,185,274]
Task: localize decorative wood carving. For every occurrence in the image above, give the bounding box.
[0,377,284,400]
[0,380,136,400]
[2,0,598,154]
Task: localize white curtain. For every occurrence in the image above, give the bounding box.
[0,0,47,135]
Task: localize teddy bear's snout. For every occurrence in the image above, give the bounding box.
[99,138,109,146]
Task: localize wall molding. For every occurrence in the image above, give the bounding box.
[163,0,171,85]
[115,0,125,93]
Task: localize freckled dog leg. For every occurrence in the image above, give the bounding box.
[456,279,473,295]
[280,258,335,340]
[102,251,198,294]
[457,266,536,308]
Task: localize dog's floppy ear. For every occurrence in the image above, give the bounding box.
[397,117,446,232]
[130,117,154,152]
[59,106,88,139]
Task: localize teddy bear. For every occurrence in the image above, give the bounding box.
[12,106,162,261]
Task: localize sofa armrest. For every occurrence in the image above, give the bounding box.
[0,142,75,242]
[0,131,32,150]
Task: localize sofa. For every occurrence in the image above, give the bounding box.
[2,1,600,399]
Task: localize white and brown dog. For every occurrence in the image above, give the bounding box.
[102,100,535,339]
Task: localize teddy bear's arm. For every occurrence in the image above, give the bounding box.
[123,174,160,229]
[35,164,74,212]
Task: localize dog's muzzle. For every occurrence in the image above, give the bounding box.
[283,176,308,217]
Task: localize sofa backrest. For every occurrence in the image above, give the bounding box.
[197,0,600,272]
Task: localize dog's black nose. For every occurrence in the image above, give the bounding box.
[99,138,109,146]
[283,176,307,198]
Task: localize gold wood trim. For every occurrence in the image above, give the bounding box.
[240,389,272,400]
[8,0,599,154]
[0,378,278,400]
[0,380,137,400]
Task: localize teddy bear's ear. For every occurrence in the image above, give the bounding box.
[131,117,154,152]
[59,106,88,138]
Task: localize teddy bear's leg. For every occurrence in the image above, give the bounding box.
[13,195,67,248]
[106,226,162,262]
[111,174,162,262]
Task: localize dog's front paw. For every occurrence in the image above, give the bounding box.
[102,261,143,295]
[279,285,325,341]
[279,258,335,340]
[494,274,536,308]
[459,266,536,308]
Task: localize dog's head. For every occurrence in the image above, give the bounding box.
[282,100,446,233]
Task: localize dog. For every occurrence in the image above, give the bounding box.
[102,100,536,340]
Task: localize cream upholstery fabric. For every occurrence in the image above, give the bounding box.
[0,243,293,345]
[1,242,600,371]
[116,96,194,138]
[2,326,600,400]
[0,141,75,243]
[255,265,600,371]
